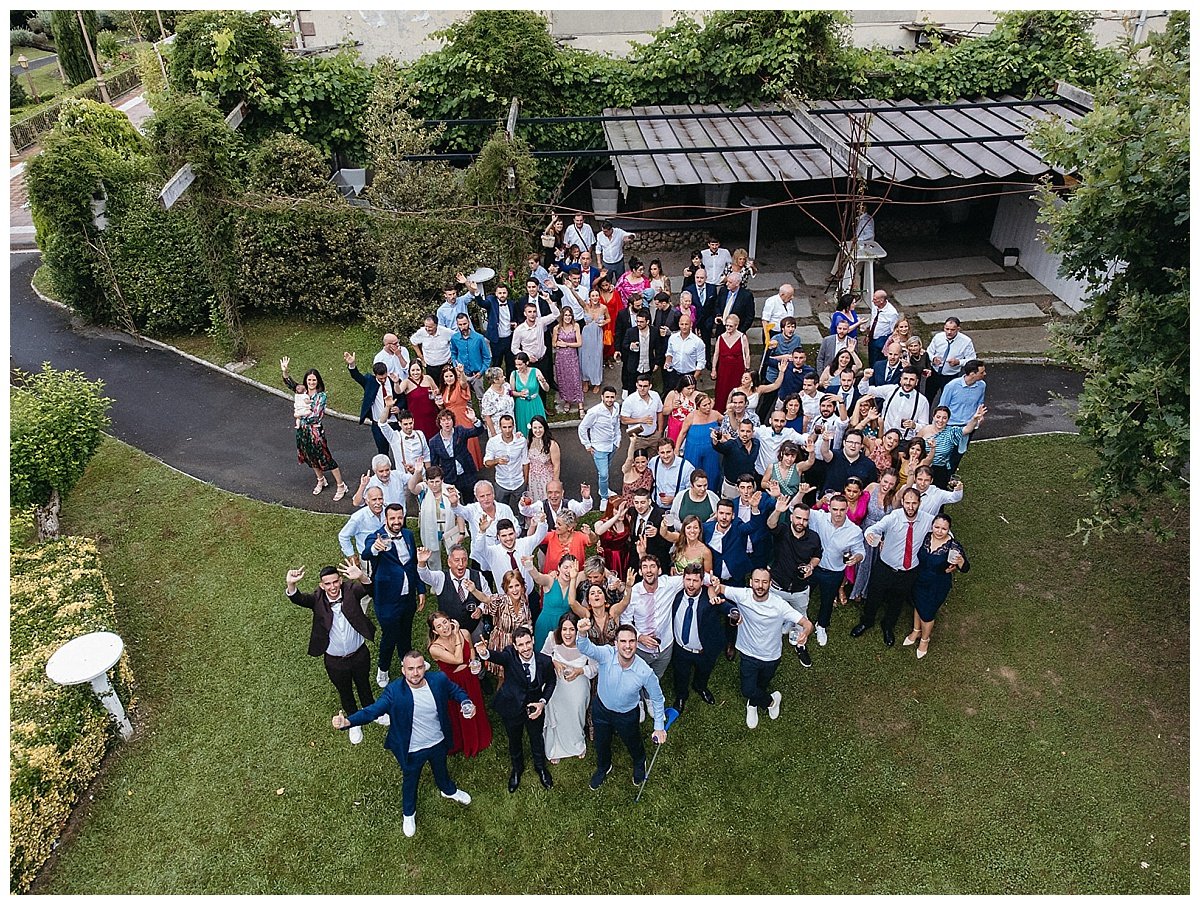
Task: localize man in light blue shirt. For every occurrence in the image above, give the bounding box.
[449,313,492,397]
[436,284,472,329]
[577,621,666,789]
[936,360,986,473]
[577,387,622,499]
[338,486,386,563]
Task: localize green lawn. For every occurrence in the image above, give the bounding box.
[32,434,1188,893]
[10,55,64,107]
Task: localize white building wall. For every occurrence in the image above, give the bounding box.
[990,190,1090,312]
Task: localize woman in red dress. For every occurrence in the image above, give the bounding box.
[597,275,623,361]
[711,313,750,413]
[394,360,442,438]
[593,497,631,576]
[427,611,492,757]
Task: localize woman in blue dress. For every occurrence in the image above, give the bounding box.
[673,392,722,489]
[510,352,549,435]
[906,513,970,660]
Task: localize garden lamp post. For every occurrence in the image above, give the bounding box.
[45,631,132,740]
[17,54,39,102]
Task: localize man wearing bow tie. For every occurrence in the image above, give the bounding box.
[858,367,931,437]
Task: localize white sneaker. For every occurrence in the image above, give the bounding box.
[375,714,391,727]
[376,669,389,688]
[441,788,471,806]
[348,726,363,745]
[815,626,828,647]
[746,703,759,729]
[637,700,646,723]
[768,691,782,720]
[402,814,416,837]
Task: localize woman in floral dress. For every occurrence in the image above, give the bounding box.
[280,357,349,500]
[552,307,585,415]
[525,416,560,500]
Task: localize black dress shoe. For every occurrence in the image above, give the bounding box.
[882,628,895,647]
[850,623,869,638]
[536,767,553,789]
[697,689,716,705]
[673,697,685,712]
[508,770,521,793]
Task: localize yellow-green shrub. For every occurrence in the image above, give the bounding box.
[9,536,133,893]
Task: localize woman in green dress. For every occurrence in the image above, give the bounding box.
[510,352,549,435]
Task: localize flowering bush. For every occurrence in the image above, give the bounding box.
[9,537,133,893]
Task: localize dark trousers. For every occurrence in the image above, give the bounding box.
[739,653,780,708]
[593,698,646,780]
[491,336,514,375]
[661,369,680,395]
[931,463,953,490]
[399,738,457,817]
[813,566,847,629]
[496,484,525,513]
[369,422,391,458]
[861,561,919,632]
[924,370,956,406]
[378,603,416,673]
[869,338,887,366]
[502,713,547,772]
[324,645,375,714]
[451,474,477,503]
[621,368,639,394]
[671,647,717,703]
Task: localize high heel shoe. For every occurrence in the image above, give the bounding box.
[916,638,930,660]
[902,631,919,647]
[333,482,348,501]
[312,476,328,495]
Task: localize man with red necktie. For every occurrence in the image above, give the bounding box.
[852,487,936,647]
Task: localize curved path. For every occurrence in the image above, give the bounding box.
[10,252,1084,514]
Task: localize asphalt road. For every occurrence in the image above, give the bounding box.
[10,251,1083,513]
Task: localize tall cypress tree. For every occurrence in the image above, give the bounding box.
[49,10,100,87]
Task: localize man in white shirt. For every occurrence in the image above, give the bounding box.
[595,220,634,278]
[563,213,596,258]
[663,315,706,393]
[555,268,589,319]
[854,487,936,647]
[623,554,689,687]
[803,491,865,647]
[908,465,965,515]
[716,568,813,729]
[352,454,407,508]
[700,237,733,282]
[807,394,849,454]
[410,315,454,369]
[337,486,386,565]
[858,367,930,439]
[519,479,593,533]
[577,250,598,292]
[483,414,529,511]
[648,437,695,510]
[448,481,516,580]
[798,374,823,423]
[510,296,561,367]
[475,513,549,595]
[760,283,796,345]
[620,375,664,453]
[866,289,900,363]
[924,317,977,405]
[578,386,622,499]
[379,414,430,483]
[374,333,411,384]
[754,409,804,475]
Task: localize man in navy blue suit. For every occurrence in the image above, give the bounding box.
[669,563,734,711]
[867,344,905,387]
[702,498,767,586]
[345,351,399,457]
[481,283,522,374]
[362,504,424,689]
[333,649,473,838]
[428,409,489,502]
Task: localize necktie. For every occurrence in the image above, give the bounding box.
[456,578,466,600]
[681,596,695,646]
[869,307,880,340]
[903,520,915,569]
[941,338,954,374]
[509,549,519,572]
[886,366,894,382]
[525,660,535,684]
[636,516,645,537]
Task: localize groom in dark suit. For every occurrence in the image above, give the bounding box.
[362,504,424,689]
[669,563,735,711]
[334,649,474,838]
[477,626,557,792]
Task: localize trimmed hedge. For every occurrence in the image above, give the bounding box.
[11,63,142,151]
[9,535,133,894]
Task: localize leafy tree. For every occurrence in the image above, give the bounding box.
[265,50,375,162]
[861,11,1122,101]
[11,364,112,540]
[49,9,100,87]
[53,97,147,156]
[11,71,28,109]
[1029,13,1189,539]
[169,10,288,109]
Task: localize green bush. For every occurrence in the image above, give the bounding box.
[11,71,28,108]
[96,29,122,64]
[9,537,133,893]
[10,26,39,46]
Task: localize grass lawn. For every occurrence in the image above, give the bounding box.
[11,58,64,108]
[157,314,599,423]
[31,434,1188,893]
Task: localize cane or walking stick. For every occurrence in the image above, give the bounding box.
[634,706,679,802]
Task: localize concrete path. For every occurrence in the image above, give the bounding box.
[10,251,1084,514]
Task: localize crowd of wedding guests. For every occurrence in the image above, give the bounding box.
[282,213,990,835]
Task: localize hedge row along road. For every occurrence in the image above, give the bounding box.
[10,251,1085,514]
